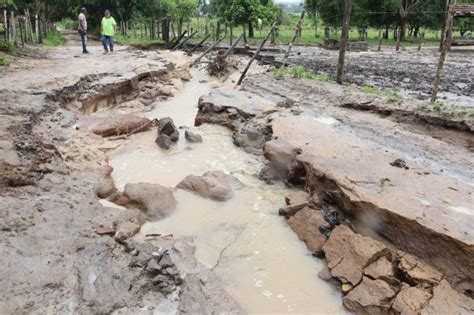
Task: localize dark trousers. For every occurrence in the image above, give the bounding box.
[78,29,88,52]
[101,35,114,52]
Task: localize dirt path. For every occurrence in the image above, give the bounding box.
[0,32,241,314]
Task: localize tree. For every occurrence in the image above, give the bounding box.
[213,0,280,38]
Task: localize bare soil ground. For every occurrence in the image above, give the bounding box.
[0,31,241,314]
[284,46,474,107]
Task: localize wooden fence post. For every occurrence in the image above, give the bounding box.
[3,9,8,42]
[11,11,16,45]
[396,27,401,51]
[336,0,353,84]
[431,5,454,103]
[378,29,382,51]
[237,21,278,86]
[283,10,305,65]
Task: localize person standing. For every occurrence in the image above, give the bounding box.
[78,8,89,54]
[100,10,117,54]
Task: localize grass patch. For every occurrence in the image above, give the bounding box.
[43,31,64,46]
[361,84,379,95]
[0,55,9,67]
[274,65,317,79]
[0,40,16,54]
[384,87,402,103]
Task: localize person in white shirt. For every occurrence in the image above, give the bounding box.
[78,7,89,54]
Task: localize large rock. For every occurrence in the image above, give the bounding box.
[342,277,396,315]
[421,280,474,314]
[263,139,300,180]
[90,114,151,137]
[364,256,398,285]
[176,171,242,201]
[156,117,179,149]
[285,191,310,206]
[287,207,327,254]
[270,116,474,288]
[397,251,443,288]
[322,225,391,286]
[392,286,431,315]
[122,183,177,220]
[195,89,277,129]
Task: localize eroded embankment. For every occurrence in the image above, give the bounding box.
[194,84,474,313]
[0,49,243,314]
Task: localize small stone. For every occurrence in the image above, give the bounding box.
[185,130,203,143]
[96,226,117,236]
[114,220,140,242]
[158,254,173,268]
[278,202,308,218]
[156,134,173,150]
[341,283,353,294]
[397,251,443,288]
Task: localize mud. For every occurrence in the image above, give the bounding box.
[283,45,474,107]
[0,32,241,313]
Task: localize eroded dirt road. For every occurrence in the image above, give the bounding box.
[1,30,473,314]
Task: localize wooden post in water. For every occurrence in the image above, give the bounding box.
[283,9,305,66]
[431,4,454,103]
[237,21,277,86]
[336,0,353,84]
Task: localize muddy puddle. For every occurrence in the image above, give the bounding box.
[109,69,345,313]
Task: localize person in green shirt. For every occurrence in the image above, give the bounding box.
[100,10,117,54]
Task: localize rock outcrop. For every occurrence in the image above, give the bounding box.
[322,225,391,286]
[342,277,396,315]
[421,280,474,314]
[176,171,242,201]
[287,207,327,254]
[392,286,432,315]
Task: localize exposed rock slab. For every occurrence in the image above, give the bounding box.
[270,115,474,289]
[122,183,177,220]
[287,207,327,254]
[195,89,278,129]
[397,251,443,288]
[342,277,396,315]
[176,171,242,201]
[285,191,310,205]
[364,256,397,285]
[421,280,474,315]
[322,225,390,286]
[89,114,151,137]
[392,286,431,315]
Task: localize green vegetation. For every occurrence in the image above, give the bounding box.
[0,55,9,67]
[384,87,402,103]
[0,41,16,55]
[433,100,445,112]
[43,31,64,46]
[274,65,316,79]
[362,84,379,95]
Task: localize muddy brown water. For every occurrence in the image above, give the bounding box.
[109,69,346,313]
